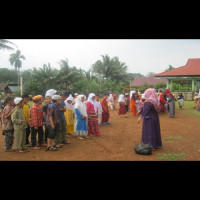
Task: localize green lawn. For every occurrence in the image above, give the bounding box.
[175,100,200,120]
[157,153,185,161]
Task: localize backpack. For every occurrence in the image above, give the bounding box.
[134,143,152,155]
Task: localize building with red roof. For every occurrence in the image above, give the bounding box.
[155,58,200,92]
[130,75,167,88]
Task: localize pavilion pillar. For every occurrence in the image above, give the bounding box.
[167,78,173,90]
[192,78,195,92]
[167,79,170,89]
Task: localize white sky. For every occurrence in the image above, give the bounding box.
[1,39,200,76]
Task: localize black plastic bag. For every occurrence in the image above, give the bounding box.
[134,143,152,155]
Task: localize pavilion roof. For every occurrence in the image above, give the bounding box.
[155,58,200,77]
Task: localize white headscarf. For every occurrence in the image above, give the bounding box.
[118,94,125,103]
[88,93,98,114]
[197,94,200,99]
[109,94,113,101]
[45,89,57,98]
[74,95,88,117]
[64,96,74,110]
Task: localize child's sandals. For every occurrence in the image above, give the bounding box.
[46,146,58,151]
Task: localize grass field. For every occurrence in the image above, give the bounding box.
[175,100,200,120]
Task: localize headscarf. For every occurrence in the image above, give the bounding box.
[197,94,200,99]
[74,95,88,117]
[118,94,125,103]
[64,96,74,110]
[88,93,98,114]
[45,89,57,98]
[144,88,160,112]
[165,89,173,98]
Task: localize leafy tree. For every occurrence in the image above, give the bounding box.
[153,82,166,90]
[146,72,156,77]
[24,64,58,95]
[56,59,82,91]
[91,54,128,82]
[165,65,175,71]
[0,39,17,51]
[0,68,18,83]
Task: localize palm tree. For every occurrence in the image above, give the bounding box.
[56,59,82,90]
[9,50,25,71]
[9,50,25,88]
[0,39,17,50]
[91,54,128,81]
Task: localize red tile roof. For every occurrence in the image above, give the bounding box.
[155,58,200,77]
[130,75,167,87]
[0,83,8,90]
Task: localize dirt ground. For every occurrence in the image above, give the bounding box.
[0,107,200,161]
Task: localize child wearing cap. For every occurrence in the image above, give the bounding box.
[29,95,45,150]
[45,95,62,151]
[11,97,29,153]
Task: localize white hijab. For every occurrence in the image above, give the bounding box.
[88,93,98,114]
[45,89,57,98]
[109,94,113,101]
[118,94,125,103]
[74,95,88,117]
[64,96,74,110]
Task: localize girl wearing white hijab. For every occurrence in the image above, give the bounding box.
[86,93,101,136]
[118,94,127,117]
[64,96,75,136]
[108,94,114,110]
[74,95,88,139]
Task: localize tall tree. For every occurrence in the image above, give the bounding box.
[165,65,175,71]
[91,54,128,82]
[9,49,25,88]
[0,39,17,51]
[56,59,82,90]
[9,50,25,71]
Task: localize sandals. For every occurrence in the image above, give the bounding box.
[53,144,63,148]
[15,149,26,153]
[77,136,85,140]
[31,146,41,150]
[46,146,58,151]
[22,148,30,152]
[82,136,89,139]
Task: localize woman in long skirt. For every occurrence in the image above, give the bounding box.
[64,96,74,137]
[130,93,137,116]
[86,93,101,136]
[137,88,162,150]
[74,95,88,139]
[165,89,175,118]
[101,94,110,125]
[118,94,127,117]
[159,91,167,113]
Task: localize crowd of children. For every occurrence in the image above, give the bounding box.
[1,88,200,153]
[1,90,116,152]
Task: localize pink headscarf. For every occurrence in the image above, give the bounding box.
[144,88,160,112]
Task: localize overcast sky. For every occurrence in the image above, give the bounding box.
[1,39,200,76]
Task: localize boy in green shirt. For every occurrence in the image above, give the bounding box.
[11,97,29,153]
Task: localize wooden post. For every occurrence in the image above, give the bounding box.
[20,75,23,96]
